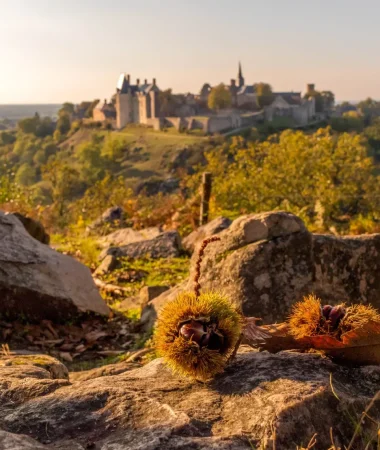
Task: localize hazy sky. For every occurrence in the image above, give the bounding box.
[1,0,380,104]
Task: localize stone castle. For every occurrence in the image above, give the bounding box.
[93,63,325,133]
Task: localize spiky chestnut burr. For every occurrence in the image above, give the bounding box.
[289,296,380,340]
[155,291,242,380]
[155,236,272,380]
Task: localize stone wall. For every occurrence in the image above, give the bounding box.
[264,97,316,127]
[207,116,234,133]
[154,111,263,134]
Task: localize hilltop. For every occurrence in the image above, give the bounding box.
[59,125,206,185]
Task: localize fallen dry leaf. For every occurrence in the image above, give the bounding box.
[85,330,109,344]
[75,344,87,353]
[59,352,73,363]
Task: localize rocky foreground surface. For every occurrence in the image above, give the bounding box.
[0,348,379,450]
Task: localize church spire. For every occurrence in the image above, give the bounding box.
[238,61,245,88]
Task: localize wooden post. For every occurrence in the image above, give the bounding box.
[200,172,212,226]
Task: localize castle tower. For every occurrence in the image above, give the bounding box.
[238,62,245,88]
[115,73,133,129]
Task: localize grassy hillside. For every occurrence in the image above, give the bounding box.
[115,127,204,179]
[59,125,205,183]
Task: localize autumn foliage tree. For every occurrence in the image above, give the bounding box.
[208,84,232,111]
[191,128,380,230]
[254,82,274,107]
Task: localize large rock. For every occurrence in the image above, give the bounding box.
[0,350,379,449]
[139,285,170,308]
[0,354,69,380]
[0,212,110,322]
[182,216,232,253]
[86,206,125,234]
[99,226,162,249]
[10,212,50,244]
[142,211,380,325]
[140,282,187,332]
[101,231,182,260]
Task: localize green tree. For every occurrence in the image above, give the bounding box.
[43,142,59,159]
[330,113,364,133]
[42,160,81,218]
[358,98,379,110]
[15,163,37,186]
[18,115,40,135]
[77,138,106,184]
[364,118,380,159]
[321,91,335,110]
[59,102,75,117]
[33,149,47,166]
[0,131,16,145]
[35,117,55,137]
[254,82,274,107]
[56,114,71,135]
[101,135,129,160]
[208,84,232,111]
[190,128,380,228]
[159,89,175,116]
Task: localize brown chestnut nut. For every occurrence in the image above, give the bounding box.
[328,305,346,328]
[322,305,333,320]
[180,320,206,345]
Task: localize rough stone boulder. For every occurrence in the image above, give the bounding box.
[0,350,379,449]
[140,282,187,332]
[9,212,50,244]
[0,354,69,380]
[101,231,182,260]
[0,212,110,321]
[86,206,124,234]
[99,226,162,249]
[142,211,380,325]
[182,216,232,253]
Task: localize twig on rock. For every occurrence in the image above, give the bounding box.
[194,236,221,299]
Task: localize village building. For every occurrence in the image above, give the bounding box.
[264,93,316,126]
[92,64,327,133]
[92,99,116,123]
[115,74,160,129]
